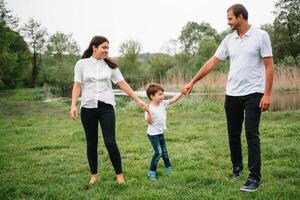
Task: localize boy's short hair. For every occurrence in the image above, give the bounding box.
[146,83,164,100]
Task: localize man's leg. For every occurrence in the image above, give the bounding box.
[244,93,263,182]
[225,95,244,176]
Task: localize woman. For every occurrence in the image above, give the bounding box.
[70,36,148,185]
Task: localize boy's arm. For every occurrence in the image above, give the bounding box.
[168,92,183,105]
[145,110,153,124]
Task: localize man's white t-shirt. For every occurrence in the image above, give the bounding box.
[214,26,273,96]
[145,100,170,135]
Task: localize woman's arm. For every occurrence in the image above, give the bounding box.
[70,82,81,120]
[118,80,148,111]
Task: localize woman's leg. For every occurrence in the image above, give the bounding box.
[81,107,99,179]
[98,104,123,175]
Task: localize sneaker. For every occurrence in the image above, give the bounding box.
[165,166,172,175]
[232,167,243,180]
[148,170,157,181]
[240,178,259,192]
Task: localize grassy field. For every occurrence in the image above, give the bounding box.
[0,88,299,200]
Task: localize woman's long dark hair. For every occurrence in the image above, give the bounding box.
[81,36,118,69]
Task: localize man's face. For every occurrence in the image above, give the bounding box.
[227,9,241,30]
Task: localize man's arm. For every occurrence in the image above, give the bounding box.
[181,56,221,94]
[260,57,274,112]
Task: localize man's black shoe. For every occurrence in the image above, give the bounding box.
[240,178,259,192]
[232,167,243,180]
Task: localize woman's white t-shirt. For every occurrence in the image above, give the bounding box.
[74,56,124,108]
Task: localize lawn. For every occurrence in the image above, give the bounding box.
[0,88,299,200]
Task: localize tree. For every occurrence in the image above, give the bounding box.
[161,39,181,56]
[118,40,142,88]
[273,0,300,65]
[0,1,31,87]
[148,53,175,80]
[44,32,80,96]
[0,23,31,87]
[0,0,19,30]
[21,18,47,87]
[179,21,219,55]
[47,32,80,60]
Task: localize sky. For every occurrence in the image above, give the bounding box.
[6,0,276,57]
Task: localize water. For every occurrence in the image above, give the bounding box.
[114,90,300,111]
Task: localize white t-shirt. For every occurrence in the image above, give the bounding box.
[214,26,273,96]
[145,100,170,135]
[74,56,124,108]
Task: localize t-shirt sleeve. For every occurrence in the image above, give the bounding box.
[260,31,273,58]
[74,60,82,83]
[163,100,170,109]
[111,67,124,84]
[214,37,229,60]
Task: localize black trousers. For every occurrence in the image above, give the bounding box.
[225,93,263,182]
[80,101,122,175]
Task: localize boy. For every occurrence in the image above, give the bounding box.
[145,83,183,181]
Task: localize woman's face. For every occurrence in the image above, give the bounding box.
[93,42,109,59]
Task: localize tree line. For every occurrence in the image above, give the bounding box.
[0,0,299,96]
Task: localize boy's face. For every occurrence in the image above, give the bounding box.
[150,90,164,103]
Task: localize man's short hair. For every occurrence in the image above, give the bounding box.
[146,83,164,100]
[227,4,248,20]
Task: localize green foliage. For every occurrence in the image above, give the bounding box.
[21,18,48,87]
[0,22,31,88]
[118,40,144,89]
[148,53,176,81]
[273,0,300,65]
[47,32,80,58]
[179,21,219,55]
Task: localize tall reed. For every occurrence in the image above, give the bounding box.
[141,66,300,93]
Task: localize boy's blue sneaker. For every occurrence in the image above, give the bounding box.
[165,166,172,175]
[148,170,157,181]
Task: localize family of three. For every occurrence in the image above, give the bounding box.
[70,4,273,192]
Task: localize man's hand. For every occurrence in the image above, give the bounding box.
[181,82,193,95]
[70,106,78,120]
[259,94,271,112]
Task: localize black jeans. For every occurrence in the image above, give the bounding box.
[148,134,171,171]
[81,101,122,174]
[225,93,263,182]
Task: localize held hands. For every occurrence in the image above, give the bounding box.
[259,94,271,112]
[138,99,149,112]
[181,82,194,95]
[70,106,78,120]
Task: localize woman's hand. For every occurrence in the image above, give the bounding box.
[137,99,148,111]
[70,105,78,120]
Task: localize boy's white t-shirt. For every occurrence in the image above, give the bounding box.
[145,100,170,135]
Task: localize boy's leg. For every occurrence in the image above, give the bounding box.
[147,135,162,172]
[159,134,171,168]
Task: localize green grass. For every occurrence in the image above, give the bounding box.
[0,88,299,200]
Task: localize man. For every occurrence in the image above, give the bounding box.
[181,4,274,192]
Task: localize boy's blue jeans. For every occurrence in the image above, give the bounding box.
[147,134,171,171]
